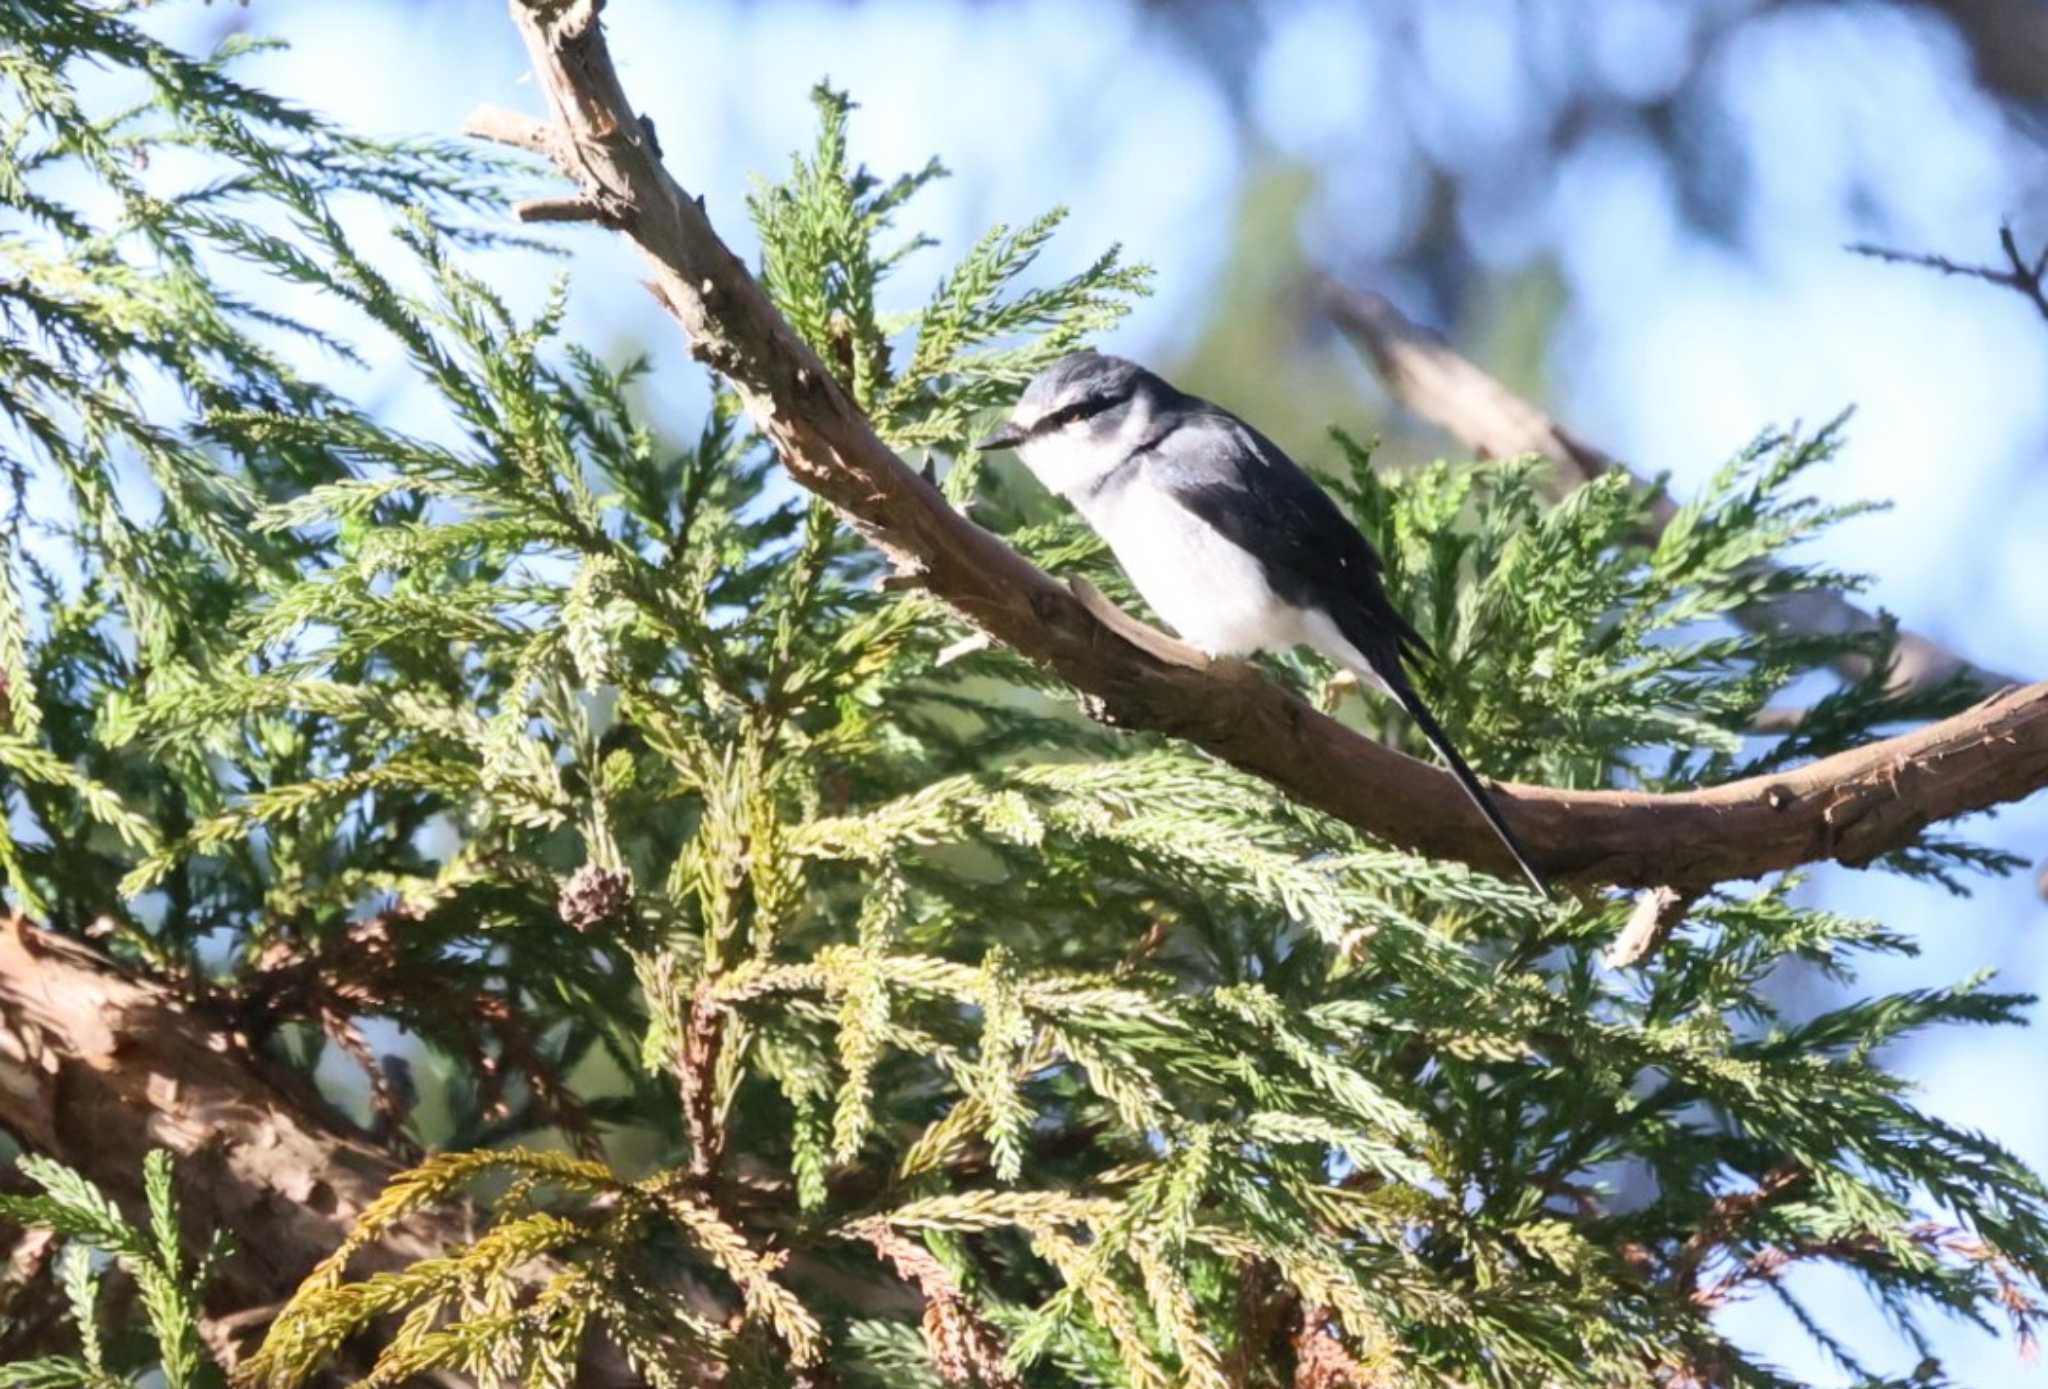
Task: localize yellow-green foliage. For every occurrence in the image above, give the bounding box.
[0,8,2043,1389]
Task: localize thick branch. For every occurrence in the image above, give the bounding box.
[0,920,656,1383]
[479,3,2048,894]
[1317,279,2022,709]
[0,921,444,1359]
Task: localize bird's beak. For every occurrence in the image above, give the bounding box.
[974,421,1026,452]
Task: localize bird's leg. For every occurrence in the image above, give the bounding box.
[1319,669,1361,714]
[1067,577,1212,670]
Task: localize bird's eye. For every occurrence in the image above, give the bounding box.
[1028,393,1121,438]
[1048,399,1099,430]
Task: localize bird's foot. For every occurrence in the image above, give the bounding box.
[1069,577,1210,670]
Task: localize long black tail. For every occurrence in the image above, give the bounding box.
[1371,658,1550,899]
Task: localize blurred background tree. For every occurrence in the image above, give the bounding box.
[3,2,2048,1387]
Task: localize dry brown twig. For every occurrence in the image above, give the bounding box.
[469,0,2048,896]
[1668,1164,1808,1298]
[1693,1220,2045,1356]
[857,1227,1021,1389]
[240,913,603,1160]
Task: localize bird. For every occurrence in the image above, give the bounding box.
[974,350,1548,897]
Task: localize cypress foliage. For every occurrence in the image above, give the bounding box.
[0,9,2042,1387]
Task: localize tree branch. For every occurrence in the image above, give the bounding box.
[1316,278,2023,713]
[1848,224,2048,325]
[1669,1164,1807,1299]
[856,1228,1020,1389]
[1603,886,1695,969]
[476,2,2048,894]
[1844,226,2048,898]
[0,919,658,1383]
[0,920,444,1365]
[678,979,726,1183]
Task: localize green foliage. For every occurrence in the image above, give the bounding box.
[0,1153,224,1389]
[750,82,1150,470]
[0,7,2042,1389]
[1329,427,1947,787]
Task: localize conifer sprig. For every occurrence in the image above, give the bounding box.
[0,1153,224,1389]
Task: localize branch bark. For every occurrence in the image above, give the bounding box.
[1316,279,2024,715]
[476,0,2048,895]
[1603,886,1695,970]
[0,920,462,1367]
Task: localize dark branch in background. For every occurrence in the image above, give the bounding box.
[1316,277,2024,734]
[1904,0,2048,114]
[470,1,2048,895]
[1848,224,2048,324]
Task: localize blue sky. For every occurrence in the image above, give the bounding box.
[124,1,2048,1380]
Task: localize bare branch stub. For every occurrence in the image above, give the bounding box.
[1604,886,1695,969]
[462,103,567,162]
[480,1,2048,894]
[514,194,612,224]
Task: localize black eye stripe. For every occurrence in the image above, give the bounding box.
[1031,393,1121,436]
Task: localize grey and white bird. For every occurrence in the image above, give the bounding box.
[975,350,1547,897]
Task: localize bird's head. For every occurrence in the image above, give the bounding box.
[974,351,1170,497]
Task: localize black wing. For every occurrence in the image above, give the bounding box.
[1147,410,1427,666]
[1149,410,1550,898]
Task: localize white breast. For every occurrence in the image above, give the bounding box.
[1074,477,1300,659]
[1015,402,1338,663]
